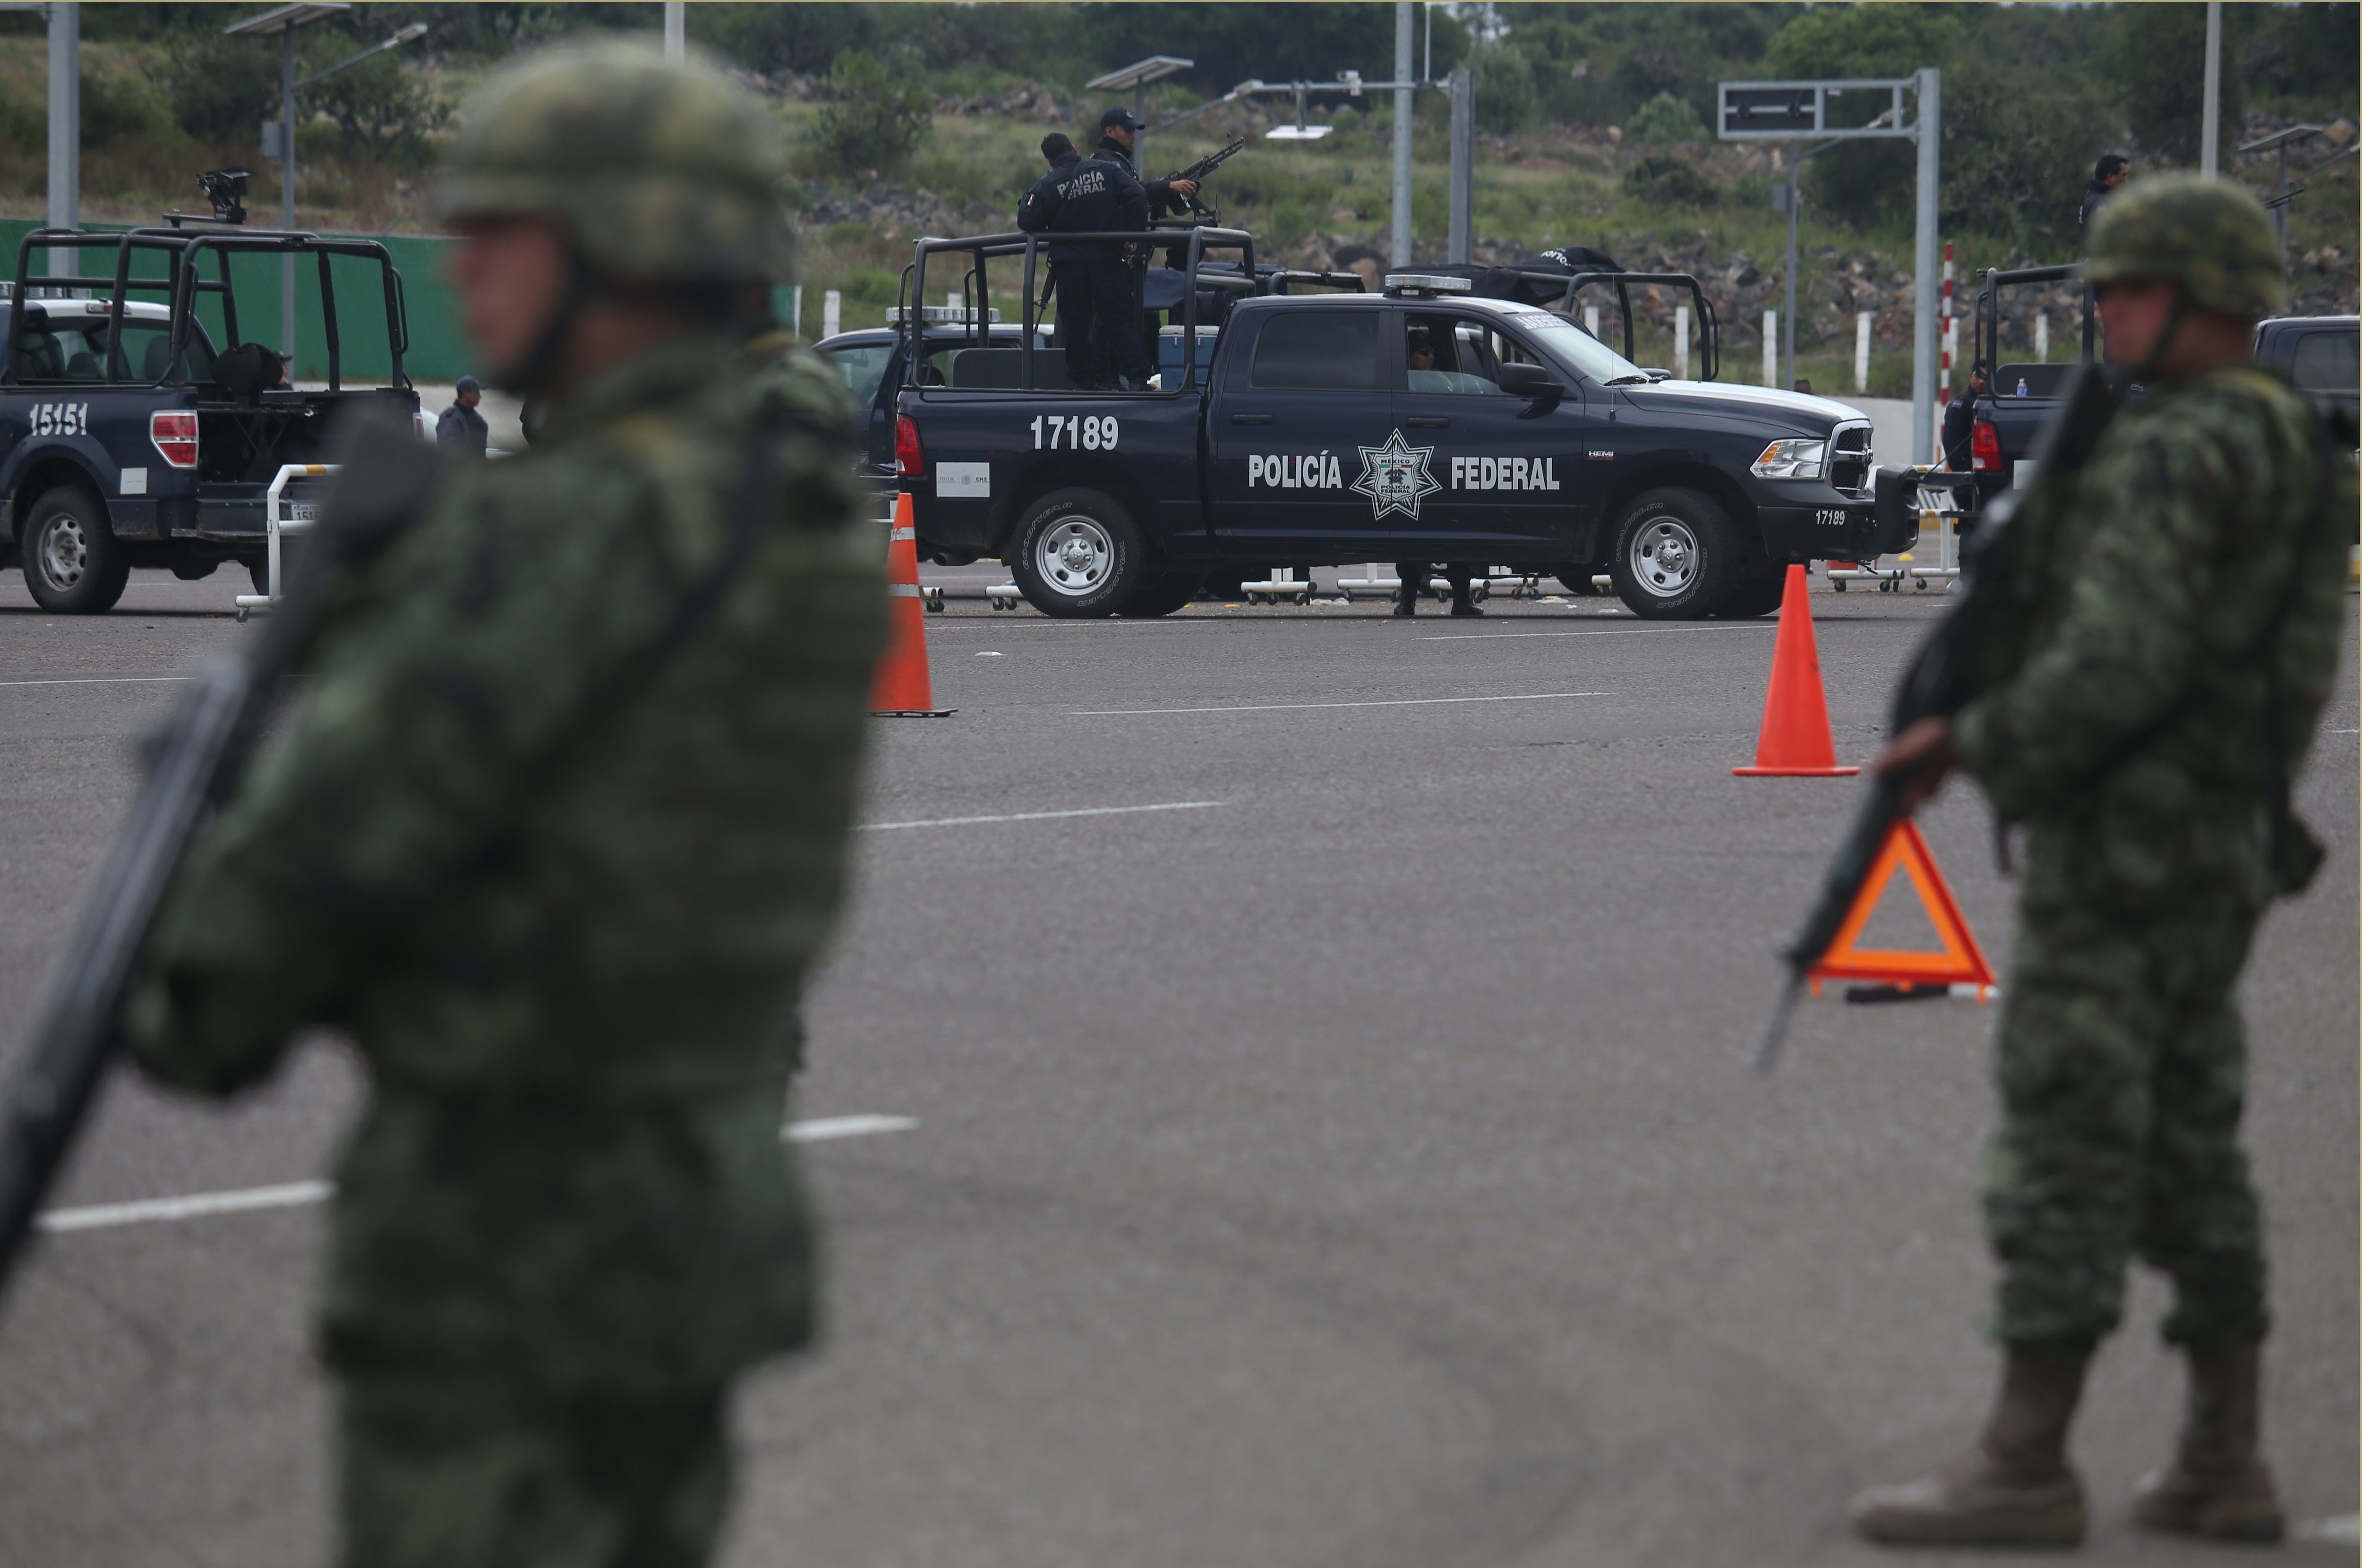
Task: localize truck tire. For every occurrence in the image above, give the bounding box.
[1118,570,1202,617]
[21,484,130,614]
[1010,487,1146,618]
[1607,487,1740,620]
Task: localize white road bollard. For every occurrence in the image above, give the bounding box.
[822,289,841,339]
[1763,309,1778,388]
[986,583,1023,611]
[232,463,335,621]
[1854,311,1872,393]
[1674,304,1690,380]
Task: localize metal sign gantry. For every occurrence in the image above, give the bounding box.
[1719,72,1943,464]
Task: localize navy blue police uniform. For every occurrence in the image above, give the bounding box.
[1049,139,1151,390]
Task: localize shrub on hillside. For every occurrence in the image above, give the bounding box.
[813,51,933,174]
[1621,153,1720,207]
[1626,91,1706,143]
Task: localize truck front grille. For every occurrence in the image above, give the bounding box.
[1828,421,1874,495]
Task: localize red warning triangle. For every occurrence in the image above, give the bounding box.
[1807,820,1996,994]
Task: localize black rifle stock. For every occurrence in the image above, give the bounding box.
[1750,364,2123,1073]
[0,417,444,1295]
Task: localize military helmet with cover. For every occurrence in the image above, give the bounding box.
[2082,174,2282,320]
[436,42,791,283]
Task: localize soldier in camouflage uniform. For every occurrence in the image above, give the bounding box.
[124,44,881,1568]
[1851,176,2352,1548]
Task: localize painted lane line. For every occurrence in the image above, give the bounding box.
[1074,691,1607,716]
[39,1179,332,1232]
[0,676,195,689]
[861,801,1224,831]
[2297,1514,2360,1545]
[1418,624,1776,642]
[788,1114,920,1141]
[35,1116,917,1234]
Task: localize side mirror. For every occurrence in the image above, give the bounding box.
[1498,362,1565,403]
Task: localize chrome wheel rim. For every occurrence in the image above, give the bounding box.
[1629,516,1698,598]
[1036,515,1114,597]
[40,516,87,590]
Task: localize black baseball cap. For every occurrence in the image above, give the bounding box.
[1101,105,1143,132]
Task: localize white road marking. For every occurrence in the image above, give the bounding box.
[862,801,1224,831]
[1418,624,1776,642]
[35,1115,917,1234]
[38,1179,332,1232]
[2328,727,2358,735]
[0,675,193,689]
[1074,691,1606,716]
[2297,1514,2360,1545]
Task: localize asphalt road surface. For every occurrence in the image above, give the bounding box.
[0,566,2353,1568]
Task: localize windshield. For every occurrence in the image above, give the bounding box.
[1501,309,1651,385]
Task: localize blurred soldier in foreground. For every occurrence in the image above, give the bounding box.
[1851,176,2351,1548]
[124,43,881,1568]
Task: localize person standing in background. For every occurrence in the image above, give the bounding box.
[436,374,490,457]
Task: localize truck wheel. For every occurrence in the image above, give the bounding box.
[21,485,129,614]
[1607,487,1740,620]
[1118,571,1202,617]
[1010,487,1146,618]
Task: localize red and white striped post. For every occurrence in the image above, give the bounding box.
[1940,239,1954,401]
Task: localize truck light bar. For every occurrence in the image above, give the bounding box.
[1382,274,1472,297]
[887,306,1002,325]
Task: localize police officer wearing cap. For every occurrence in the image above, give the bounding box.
[123,41,882,1566]
[435,373,490,457]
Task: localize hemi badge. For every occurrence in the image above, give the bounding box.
[1587,450,1615,460]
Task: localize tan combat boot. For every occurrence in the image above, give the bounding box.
[2132,1343,2285,1542]
[1849,1346,2090,1547]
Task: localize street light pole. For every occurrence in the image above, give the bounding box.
[280,27,296,354]
[1391,0,1413,268]
[46,0,78,284]
[1910,67,1940,466]
[1784,137,1798,390]
[2199,0,2222,176]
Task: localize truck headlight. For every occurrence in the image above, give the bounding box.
[1751,438,1827,479]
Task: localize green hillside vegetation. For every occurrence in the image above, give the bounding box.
[1,2,2353,392]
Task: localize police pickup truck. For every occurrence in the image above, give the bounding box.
[892,228,1895,619]
[0,223,419,613]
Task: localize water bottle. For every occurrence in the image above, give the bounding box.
[2015,376,2028,397]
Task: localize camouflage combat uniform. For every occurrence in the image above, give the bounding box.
[125,46,881,1568]
[1952,312,2348,1358]
[1851,175,2348,1550]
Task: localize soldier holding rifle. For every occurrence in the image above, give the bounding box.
[100,44,880,1567]
[1845,176,2352,1548]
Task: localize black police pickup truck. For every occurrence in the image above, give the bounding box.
[1,224,419,613]
[890,228,1896,619]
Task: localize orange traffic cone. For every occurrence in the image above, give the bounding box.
[1806,819,1996,999]
[872,492,954,717]
[1733,563,1858,776]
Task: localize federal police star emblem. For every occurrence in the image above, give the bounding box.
[1352,428,1442,521]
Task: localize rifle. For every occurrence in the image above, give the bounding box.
[0,416,444,1295]
[1159,137,1248,218]
[1749,364,2123,1073]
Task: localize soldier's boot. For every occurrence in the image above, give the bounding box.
[1393,580,1420,617]
[1849,1346,2090,1547]
[1449,582,1483,617]
[2132,1344,2285,1542]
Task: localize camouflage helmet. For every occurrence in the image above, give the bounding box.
[2082,174,2282,320]
[436,43,791,283]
